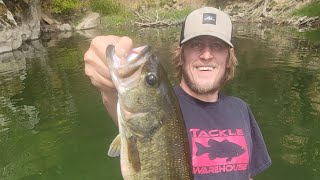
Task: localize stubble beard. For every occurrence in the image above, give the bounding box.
[181,66,222,95]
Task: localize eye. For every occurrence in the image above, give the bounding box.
[190,42,202,49]
[145,73,158,86]
[210,41,227,50]
[211,43,222,48]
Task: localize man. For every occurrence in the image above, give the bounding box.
[84,7,271,180]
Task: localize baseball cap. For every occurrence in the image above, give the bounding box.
[179,7,233,47]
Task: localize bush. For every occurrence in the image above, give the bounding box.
[89,0,123,15]
[49,0,84,14]
[293,0,320,17]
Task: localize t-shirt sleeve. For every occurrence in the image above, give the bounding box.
[247,106,272,177]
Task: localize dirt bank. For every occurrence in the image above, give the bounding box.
[223,0,319,29]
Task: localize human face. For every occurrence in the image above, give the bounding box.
[181,35,230,96]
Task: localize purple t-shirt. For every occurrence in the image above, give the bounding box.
[174,86,272,180]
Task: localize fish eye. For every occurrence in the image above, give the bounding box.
[145,73,157,86]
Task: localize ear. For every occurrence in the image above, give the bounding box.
[226,48,234,68]
[175,46,183,66]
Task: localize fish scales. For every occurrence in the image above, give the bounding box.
[106,45,193,180]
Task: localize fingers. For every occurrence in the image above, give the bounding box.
[115,36,133,66]
[85,58,115,90]
[84,49,111,80]
[84,35,134,91]
[84,36,119,90]
[115,36,133,59]
[89,36,120,65]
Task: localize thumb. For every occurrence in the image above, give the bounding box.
[115,36,133,61]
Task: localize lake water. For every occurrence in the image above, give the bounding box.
[0,24,319,180]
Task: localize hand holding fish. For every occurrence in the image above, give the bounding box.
[84,36,134,124]
[84,35,133,91]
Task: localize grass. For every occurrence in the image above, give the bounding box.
[89,0,124,16]
[293,0,320,17]
[102,13,133,27]
[102,6,194,27]
[152,7,194,20]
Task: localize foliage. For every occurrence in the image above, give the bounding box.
[48,0,84,14]
[102,14,132,27]
[102,6,193,28]
[138,0,176,7]
[89,0,124,15]
[293,0,320,17]
[158,7,193,20]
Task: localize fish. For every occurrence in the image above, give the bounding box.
[195,139,246,162]
[105,45,193,180]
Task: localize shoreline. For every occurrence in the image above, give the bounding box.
[1,0,319,54]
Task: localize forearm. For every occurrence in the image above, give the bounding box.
[101,89,118,126]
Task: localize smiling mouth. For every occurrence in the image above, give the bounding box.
[195,66,214,71]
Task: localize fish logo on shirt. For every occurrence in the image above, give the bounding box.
[195,139,246,162]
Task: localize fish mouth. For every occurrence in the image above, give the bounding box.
[105,45,151,88]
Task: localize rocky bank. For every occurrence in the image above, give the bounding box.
[0,0,319,54]
[0,0,100,54]
[224,0,320,29]
[0,0,41,54]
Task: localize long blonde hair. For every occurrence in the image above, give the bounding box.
[172,46,238,86]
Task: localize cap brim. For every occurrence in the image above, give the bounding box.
[181,31,233,47]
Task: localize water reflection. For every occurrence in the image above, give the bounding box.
[0,37,83,179]
[230,23,320,179]
[0,25,319,179]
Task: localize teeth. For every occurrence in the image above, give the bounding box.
[196,67,213,71]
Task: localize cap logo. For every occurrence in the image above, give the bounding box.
[202,13,216,25]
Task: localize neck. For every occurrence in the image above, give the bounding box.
[179,82,219,102]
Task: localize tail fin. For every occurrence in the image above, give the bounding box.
[195,142,208,156]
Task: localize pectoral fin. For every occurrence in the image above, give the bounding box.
[107,134,121,157]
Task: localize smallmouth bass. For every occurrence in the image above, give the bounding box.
[106,45,193,180]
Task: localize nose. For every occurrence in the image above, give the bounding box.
[199,46,213,60]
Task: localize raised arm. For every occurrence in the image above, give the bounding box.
[84,36,133,125]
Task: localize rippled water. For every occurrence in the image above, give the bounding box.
[0,24,319,179]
